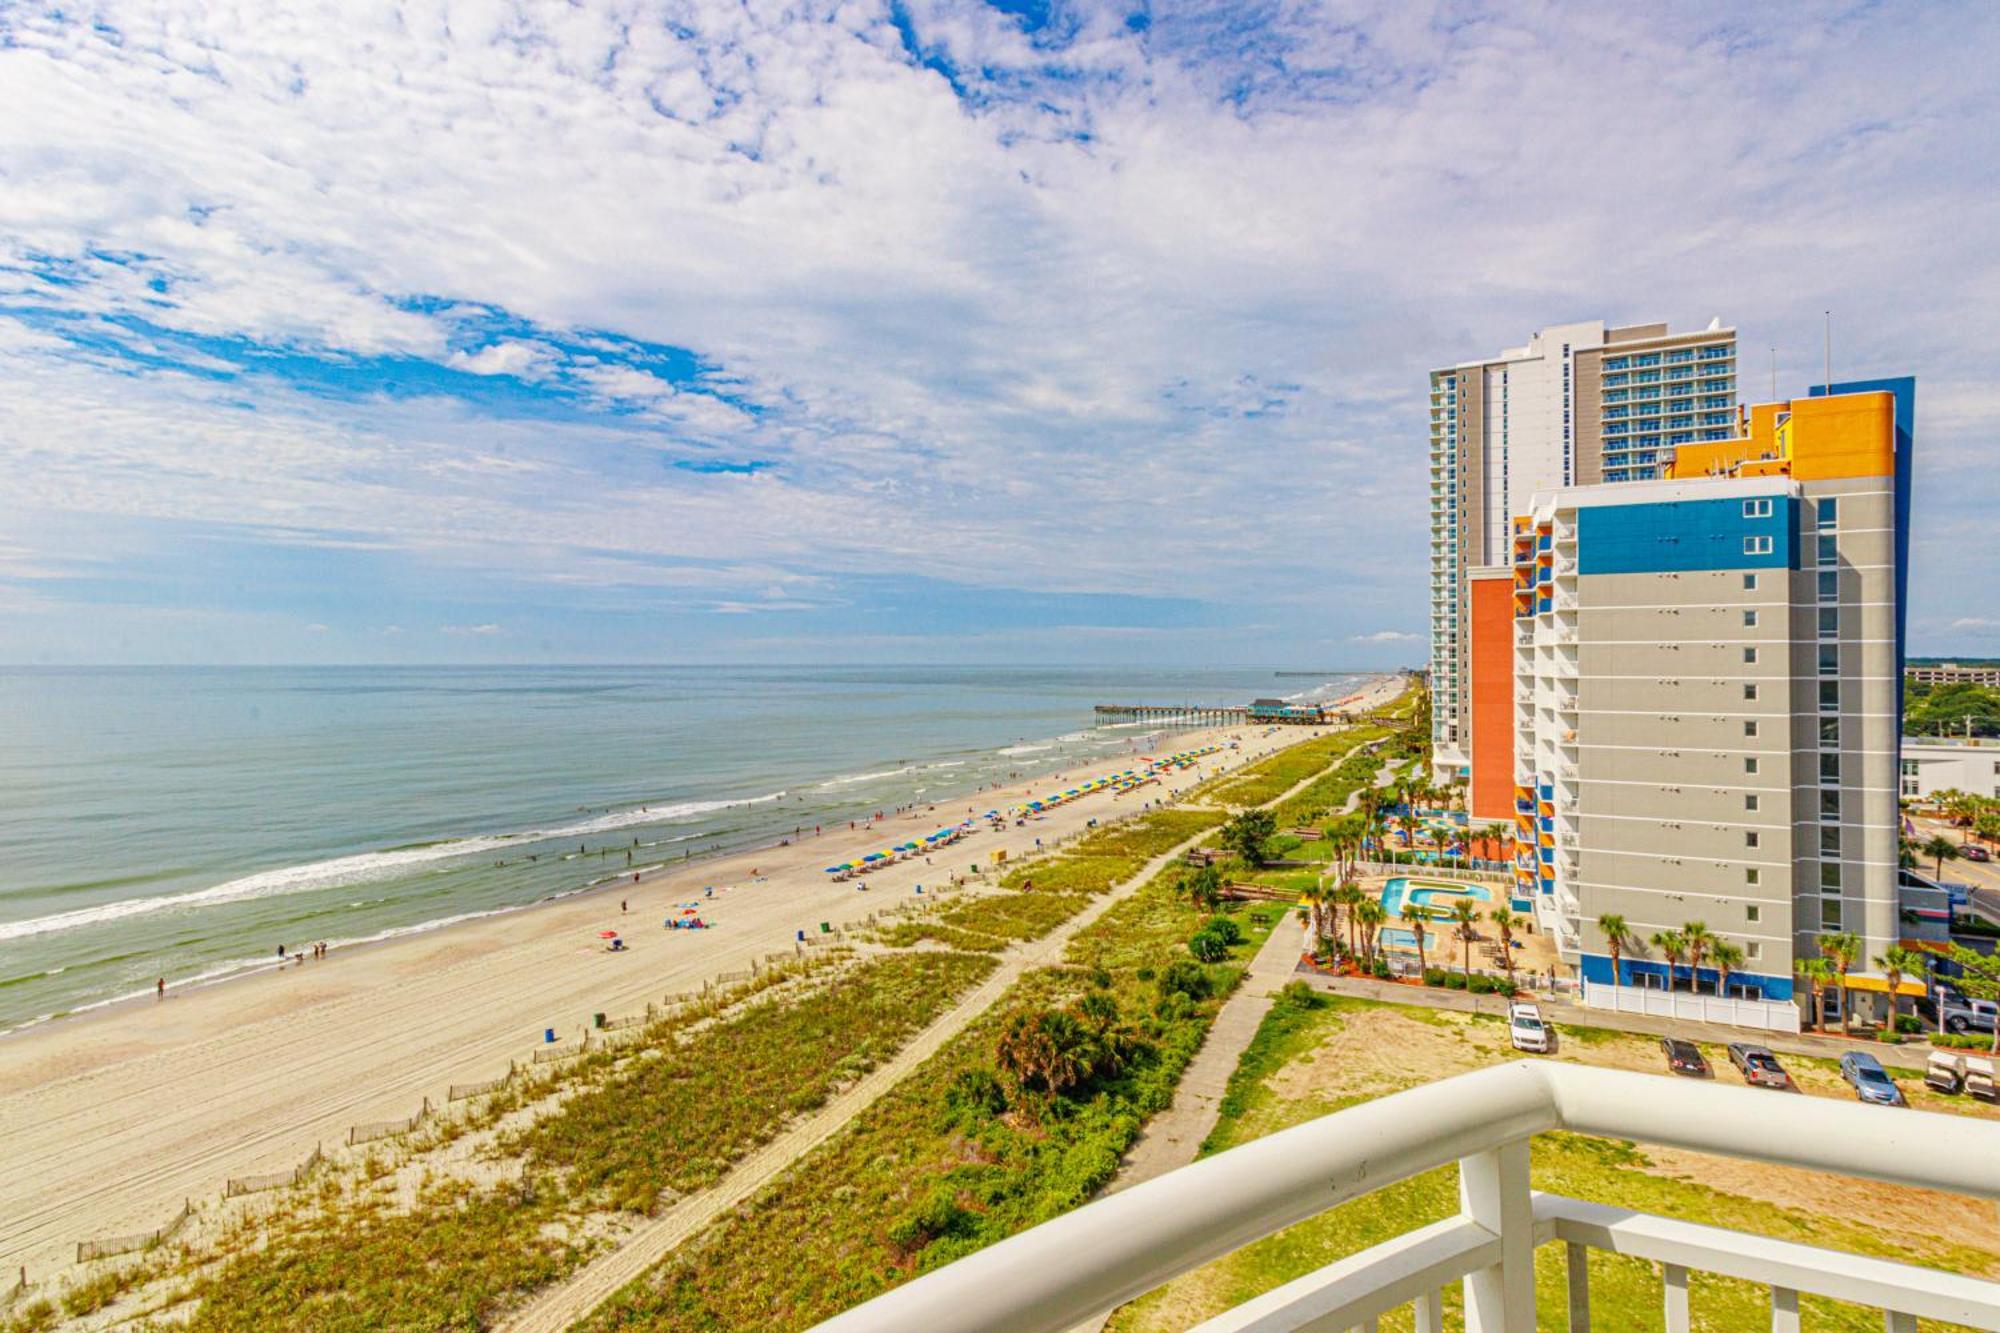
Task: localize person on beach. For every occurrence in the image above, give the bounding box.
[278,943,285,960]
[157,977,165,1000]
[621,899,628,913]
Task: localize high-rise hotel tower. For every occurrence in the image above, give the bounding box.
[1428,319,1739,819]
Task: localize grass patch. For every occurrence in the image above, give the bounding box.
[182,951,996,1330]
[882,809,1223,951]
[579,878,1275,1331]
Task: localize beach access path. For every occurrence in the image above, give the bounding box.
[0,699,1387,1286]
[503,681,1406,1332]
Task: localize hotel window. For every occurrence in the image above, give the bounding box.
[1745,867,1760,885]
[1819,607,1839,637]
[1742,498,1773,519]
[1745,757,1759,775]
[1821,826,1841,856]
[1746,905,1762,924]
[1743,610,1758,628]
[1743,720,1758,737]
[1819,497,1839,527]
[1820,718,1840,746]
[1819,681,1839,710]
[1817,533,1838,565]
[1743,573,1758,591]
[1745,794,1760,811]
[1821,899,1843,929]
[1819,644,1839,674]
[1744,536,1773,556]
[1820,789,1841,820]
[1821,862,1842,889]
[1820,753,1841,782]
[1747,941,1763,960]
[1743,647,1758,665]
[1746,830,1760,848]
[1818,570,1839,600]
[1743,683,1758,700]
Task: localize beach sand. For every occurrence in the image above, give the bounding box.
[0,675,1403,1282]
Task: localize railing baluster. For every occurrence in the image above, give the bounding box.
[1663,1263,1689,1333]
[1458,1143,1534,1332]
[1565,1240,1590,1332]
[1414,1288,1443,1333]
[1884,1312,1917,1333]
[1771,1285,1799,1333]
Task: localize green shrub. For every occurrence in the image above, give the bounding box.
[1188,930,1229,963]
[1203,915,1243,946]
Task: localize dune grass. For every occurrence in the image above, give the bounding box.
[577,886,1285,1331]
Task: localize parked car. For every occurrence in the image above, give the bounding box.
[1508,1002,1551,1054]
[1927,1049,1966,1095]
[1660,1038,1710,1078]
[1942,997,1999,1036]
[1726,1042,1792,1090]
[1840,1051,1906,1106]
[1962,843,1992,862]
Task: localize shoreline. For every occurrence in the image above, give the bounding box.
[0,675,1402,1279]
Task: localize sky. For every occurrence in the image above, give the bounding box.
[2,1,1998,667]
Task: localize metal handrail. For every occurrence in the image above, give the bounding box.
[818,1062,2000,1333]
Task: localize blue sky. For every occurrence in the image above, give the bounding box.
[2,1,1998,665]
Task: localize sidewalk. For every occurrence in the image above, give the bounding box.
[1292,969,1960,1074]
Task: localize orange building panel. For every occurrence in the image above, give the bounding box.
[1468,573,1514,822]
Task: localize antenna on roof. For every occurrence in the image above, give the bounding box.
[1707,316,1722,332]
[1823,310,1832,394]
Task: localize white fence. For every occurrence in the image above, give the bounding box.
[820,1062,2000,1333]
[1583,978,1801,1033]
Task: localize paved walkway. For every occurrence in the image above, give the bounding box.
[1292,970,1958,1073]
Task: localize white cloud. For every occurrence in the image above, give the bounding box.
[305,622,329,633]
[439,623,502,636]
[1950,618,2000,632]
[1354,630,1420,643]
[0,4,1996,655]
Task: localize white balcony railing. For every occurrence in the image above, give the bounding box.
[821,1063,2000,1333]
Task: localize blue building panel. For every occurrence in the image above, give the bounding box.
[1576,497,1796,576]
[1578,951,1793,1002]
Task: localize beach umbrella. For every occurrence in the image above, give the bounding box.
[599,930,620,938]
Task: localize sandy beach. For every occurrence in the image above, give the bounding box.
[0,675,1401,1283]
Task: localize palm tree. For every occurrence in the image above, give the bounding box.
[1876,946,1928,1034]
[1401,904,1429,975]
[1711,941,1744,999]
[1488,907,1518,992]
[1651,930,1686,992]
[1597,913,1631,988]
[1822,931,1862,1033]
[1923,834,1961,880]
[1304,878,1337,954]
[1797,957,1835,1032]
[1355,898,1388,967]
[1336,881,1366,959]
[1449,898,1480,981]
[1681,920,1714,994]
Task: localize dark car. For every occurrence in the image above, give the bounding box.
[1840,1051,1906,1106]
[1726,1042,1792,1090]
[1963,843,1992,863]
[1660,1038,1711,1077]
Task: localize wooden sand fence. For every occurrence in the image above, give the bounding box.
[347,1097,431,1146]
[449,1065,517,1101]
[4,1266,27,1305]
[76,1199,193,1263]
[224,1144,324,1199]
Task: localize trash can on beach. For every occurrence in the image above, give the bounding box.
[544,1028,556,1044]
[593,1012,606,1029]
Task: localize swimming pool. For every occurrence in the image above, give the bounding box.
[1377,877,1494,919]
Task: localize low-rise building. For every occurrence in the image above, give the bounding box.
[1900,736,2000,800]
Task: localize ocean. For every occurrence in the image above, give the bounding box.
[0,665,1377,1031]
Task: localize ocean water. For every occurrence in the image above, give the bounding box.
[0,665,1376,1030]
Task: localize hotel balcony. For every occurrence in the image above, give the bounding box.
[826,1064,2000,1333]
